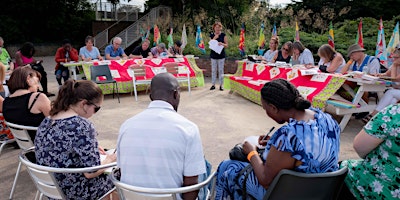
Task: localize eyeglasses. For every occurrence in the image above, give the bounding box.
[283,48,289,52]
[88,102,101,113]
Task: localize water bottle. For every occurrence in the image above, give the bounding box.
[289,57,293,66]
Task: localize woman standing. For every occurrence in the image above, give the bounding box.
[35,80,117,199]
[210,22,228,91]
[79,36,103,61]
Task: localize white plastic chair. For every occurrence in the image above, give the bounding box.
[19,147,117,200]
[128,64,152,101]
[110,168,216,200]
[5,121,37,199]
[162,62,191,95]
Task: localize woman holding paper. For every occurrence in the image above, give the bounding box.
[209,21,228,91]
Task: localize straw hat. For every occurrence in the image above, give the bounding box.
[347,44,366,57]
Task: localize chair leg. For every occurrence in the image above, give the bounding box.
[115,82,120,103]
[9,161,22,199]
[133,82,138,101]
[0,142,6,157]
[34,190,40,200]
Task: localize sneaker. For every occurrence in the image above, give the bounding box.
[210,85,215,90]
[354,112,369,119]
[219,86,224,91]
[45,92,55,97]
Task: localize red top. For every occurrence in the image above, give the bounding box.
[54,47,79,70]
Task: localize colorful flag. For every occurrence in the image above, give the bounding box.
[258,23,265,49]
[295,21,300,41]
[387,21,399,66]
[328,21,335,48]
[141,26,150,42]
[153,25,161,46]
[238,23,246,57]
[355,19,364,48]
[167,28,174,49]
[195,25,206,54]
[375,18,388,67]
[272,23,277,37]
[181,24,187,52]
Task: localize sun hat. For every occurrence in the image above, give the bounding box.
[347,44,365,57]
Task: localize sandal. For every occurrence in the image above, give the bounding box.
[361,114,373,124]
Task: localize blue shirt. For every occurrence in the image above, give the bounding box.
[105,45,125,59]
[79,46,101,60]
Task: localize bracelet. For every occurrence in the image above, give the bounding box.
[247,150,258,161]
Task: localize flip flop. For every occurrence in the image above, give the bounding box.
[361,114,373,124]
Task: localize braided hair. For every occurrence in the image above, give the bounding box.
[261,79,311,110]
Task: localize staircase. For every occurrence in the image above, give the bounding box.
[94,6,172,53]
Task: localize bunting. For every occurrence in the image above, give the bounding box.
[258,23,265,49]
[272,23,277,37]
[328,22,335,48]
[153,25,161,46]
[295,21,300,41]
[387,21,399,66]
[355,19,364,48]
[239,23,246,57]
[181,24,187,52]
[167,28,174,49]
[195,25,206,54]
[375,18,388,67]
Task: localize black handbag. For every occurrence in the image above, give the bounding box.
[229,143,264,162]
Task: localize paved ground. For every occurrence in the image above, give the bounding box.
[0,56,363,199]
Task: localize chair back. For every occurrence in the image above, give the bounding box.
[129,64,149,81]
[263,167,348,200]
[110,168,216,200]
[90,64,114,82]
[5,121,37,150]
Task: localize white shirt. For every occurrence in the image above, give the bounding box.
[263,50,278,62]
[117,100,206,193]
[318,54,346,73]
[298,48,314,65]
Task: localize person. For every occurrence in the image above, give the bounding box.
[55,39,79,87]
[214,78,341,200]
[260,37,279,63]
[340,44,380,75]
[209,22,228,91]
[292,41,314,66]
[105,36,128,60]
[271,41,292,63]
[129,39,151,59]
[360,48,400,123]
[317,44,346,73]
[117,73,206,200]
[149,42,171,58]
[79,35,103,61]
[15,42,54,97]
[0,36,14,76]
[0,64,12,141]
[34,80,118,200]
[169,40,183,56]
[339,103,400,199]
[2,66,51,141]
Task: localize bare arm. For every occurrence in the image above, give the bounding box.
[353,129,384,158]
[182,175,199,200]
[326,54,344,73]
[340,59,353,74]
[15,52,24,66]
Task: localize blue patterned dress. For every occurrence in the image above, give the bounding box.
[35,116,114,200]
[215,108,341,200]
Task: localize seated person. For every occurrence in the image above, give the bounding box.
[149,43,171,58]
[15,42,54,97]
[339,103,400,199]
[79,35,103,61]
[168,40,183,56]
[340,44,381,75]
[117,73,206,200]
[55,39,79,87]
[317,44,346,73]
[129,39,151,59]
[271,41,292,63]
[2,66,51,142]
[0,64,12,141]
[35,80,117,200]
[260,37,279,63]
[0,36,14,76]
[105,37,128,60]
[292,41,314,66]
[214,79,340,200]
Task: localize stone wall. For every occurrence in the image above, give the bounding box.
[5,44,61,58]
[194,56,238,77]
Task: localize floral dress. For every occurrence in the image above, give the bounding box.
[35,116,114,200]
[340,104,400,199]
[215,108,341,200]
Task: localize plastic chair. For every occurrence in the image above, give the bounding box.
[90,64,120,103]
[19,147,117,200]
[263,166,348,200]
[110,167,216,200]
[162,62,191,95]
[5,121,37,200]
[129,64,152,101]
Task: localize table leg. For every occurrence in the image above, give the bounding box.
[72,66,77,80]
[339,114,352,131]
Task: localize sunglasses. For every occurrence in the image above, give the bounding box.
[283,48,289,51]
[88,102,101,113]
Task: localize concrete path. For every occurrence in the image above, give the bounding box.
[0,56,362,199]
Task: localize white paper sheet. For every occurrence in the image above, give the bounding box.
[208,40,224,54]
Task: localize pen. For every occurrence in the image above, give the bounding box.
[261,127,275,141]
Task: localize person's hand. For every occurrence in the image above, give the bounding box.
[115,56,121,60]
[103,153,117,164]
[99,56,104,61]
[305,64,314,69]
[242,141,257,155]
[218,42,224,46]
[258,135,270,146]
[98,146,106,155]
[84,57,92,62]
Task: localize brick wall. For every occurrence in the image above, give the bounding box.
[195,57,238,77]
